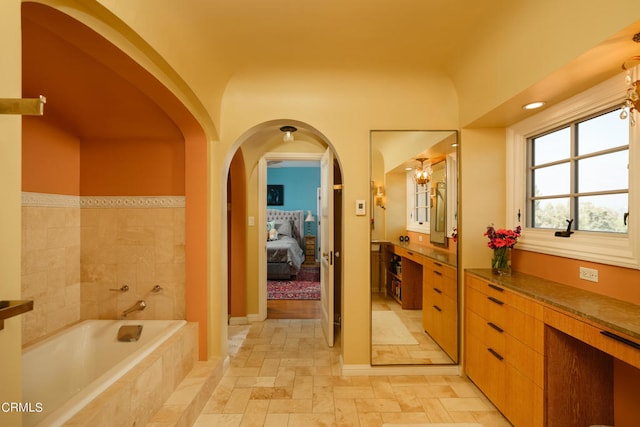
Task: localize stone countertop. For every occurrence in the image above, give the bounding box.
[466,269,640,342]
[380,241,457,268]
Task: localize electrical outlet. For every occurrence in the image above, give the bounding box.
[579,266,598,283]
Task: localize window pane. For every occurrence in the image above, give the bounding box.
[533,198,570,229]
[416,207,428,223]
[578,194,628,233]
[532,127,570,165]
[578,150,629,193]
[578,110,629,155]
[532,163,570,197]
[416,190,428,208]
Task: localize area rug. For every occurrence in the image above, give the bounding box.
[267,279,320,300]
[297,265,320,282]
[372,310,419,345]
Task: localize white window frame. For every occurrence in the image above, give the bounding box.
[507,69,639,269]
[406,172,430,233]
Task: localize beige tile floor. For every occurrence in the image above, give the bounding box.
[371,292,453,365]
[193,319,512,427]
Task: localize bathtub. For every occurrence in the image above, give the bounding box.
[22,319,189,427]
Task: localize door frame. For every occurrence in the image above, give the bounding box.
[257,151,324,321]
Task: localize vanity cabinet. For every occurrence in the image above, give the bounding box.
[422,259,458,360]
[464,274,544,427]
[465,269,640,427]
[387,245,423,309]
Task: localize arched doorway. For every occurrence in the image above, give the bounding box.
[226,120,343,347]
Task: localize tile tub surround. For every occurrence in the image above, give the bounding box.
[80,199,186,321]
[22,197,81,345]
[21,193,186,345]
[61,321,198,427]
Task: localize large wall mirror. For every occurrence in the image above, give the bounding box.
[370,130,458,365]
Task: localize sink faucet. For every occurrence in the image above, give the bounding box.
[122,300,146,318]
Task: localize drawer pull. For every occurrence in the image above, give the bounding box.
[488,284,504,292]
[407,251,413,256]
[600,330,640,350]
[487,348,504,361]
[433,305,442,312]
[487,322,504,333]
[433,287,442,294]
[433,270,442,276]
[433,262,442,267]
[487,296,505,306]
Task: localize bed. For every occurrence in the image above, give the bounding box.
[266,209,306,280]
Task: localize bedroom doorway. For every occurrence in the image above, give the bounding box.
[263,154,322,320]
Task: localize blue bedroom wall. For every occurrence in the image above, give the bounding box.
[267,166,319,238]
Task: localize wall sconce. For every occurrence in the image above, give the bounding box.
[375,186,385,209]
[280,125,297,142]
[413,158,431,186]
[304,210,315,235]
[621,56,640,126]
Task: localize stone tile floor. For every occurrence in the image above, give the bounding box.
[193,319,512,426]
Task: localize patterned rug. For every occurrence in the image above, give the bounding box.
[268,267,320,300]
[296,265,320,282]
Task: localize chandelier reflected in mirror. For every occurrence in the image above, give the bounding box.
[413,158,431,186]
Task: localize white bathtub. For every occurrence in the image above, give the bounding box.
[22,319,187,427]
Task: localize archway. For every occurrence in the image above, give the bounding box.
[224,120,343,347]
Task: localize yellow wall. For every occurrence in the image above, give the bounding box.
[459,128,507,273]
[220,69,458,363]
[0,2,24,425]
[451,1,640,127]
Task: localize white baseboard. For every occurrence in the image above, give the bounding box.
[247,313,263,323]
[228,316,249,325]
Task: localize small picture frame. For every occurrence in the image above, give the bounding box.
[267,185,284,206]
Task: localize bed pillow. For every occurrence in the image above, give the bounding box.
[266,221,275,232]
[275,220,293,237]
[268,228,278,241]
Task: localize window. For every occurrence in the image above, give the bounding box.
[406,173,430,232]
[507,70,639,269]
[527,109,629,233]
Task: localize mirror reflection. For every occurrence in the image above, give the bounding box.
[370,130,458,365]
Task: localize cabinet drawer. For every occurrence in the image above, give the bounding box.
[394,246,423,265]
[465,331,507,407]
[467,274,541,316]
[425,267,457,299]
[466,282,543,352]
[544,307,640,370]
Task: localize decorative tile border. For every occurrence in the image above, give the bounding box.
[80,196,185,209]
[22,192,185,209]
[22,192,80,208]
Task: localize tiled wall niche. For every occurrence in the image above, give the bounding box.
[21,193,186,345]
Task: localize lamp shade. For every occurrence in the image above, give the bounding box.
[305,210,314,222]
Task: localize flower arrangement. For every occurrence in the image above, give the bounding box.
[485,225,521,275]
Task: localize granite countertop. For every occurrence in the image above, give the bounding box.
[466,269,640,342]
[386,241,457,268]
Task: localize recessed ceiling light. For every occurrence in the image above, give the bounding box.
[523,101,546,110]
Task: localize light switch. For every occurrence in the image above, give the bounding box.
[248,216,255,226]
[355,200,366,215]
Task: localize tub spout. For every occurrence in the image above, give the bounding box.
[121,300,146,318]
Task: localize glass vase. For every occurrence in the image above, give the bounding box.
[491,247,512,276]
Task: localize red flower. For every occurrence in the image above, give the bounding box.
[485,225,521,249]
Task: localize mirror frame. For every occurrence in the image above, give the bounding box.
[370,129,459,366]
